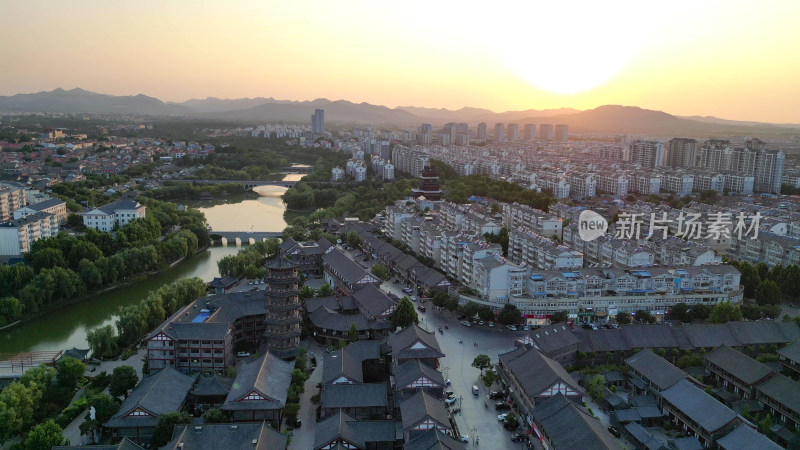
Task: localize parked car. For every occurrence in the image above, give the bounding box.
[489,391,503,399]
[478,321,485,326]
[497,414,508,421]
[444,396,457,405]
[495,402,511,411]
[607,426,621,438]
[508,325,517,331]
[410,296,417,301]
[444,378,451,385]
[582,322,593,329]
[402,287,413,294]
[459,435,469,443]
[511,433,525,442]
[237,351,250,357]
[417,305,426,312]
[488,322,495,327]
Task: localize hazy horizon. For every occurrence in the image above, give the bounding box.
[1,0,799,123]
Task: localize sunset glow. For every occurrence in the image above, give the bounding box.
[0,0,799,122]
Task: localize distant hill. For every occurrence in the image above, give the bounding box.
[0,88,187,115]
[2,88,798,135]
[518,105,800,136]
[214,98,420,125]
[396,105,580,123]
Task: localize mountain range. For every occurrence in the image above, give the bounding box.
[1,88,798,136]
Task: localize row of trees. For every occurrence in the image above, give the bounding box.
[145,182,245,200]
[87,278,207,358]
[216,240,281,278]
[0,356,86,443]
[282,179,419,222]
[440,173,555,212]
[730,259,798,305]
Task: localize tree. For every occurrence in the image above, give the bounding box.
[29,247,66,271]
[709,301,743,324]
[56,357,85,390]
[460,301,481,320]
[86,393,118,423]
[758,414,773,436]
[550,311,569,324]
[346,231,362,249]
[670,302,692,323]
[67,213,84,228]
[24,419,67,449]
[471,354,492,375]
[477,306,495,322]
[284,403,300,424]
[755,280,781,306]
[691,304,712,322]
[0,381,42,442]
[203,408,227,424]
[371,264,389,280]
[498,304,522,325]
[86,325,117,359]
[349,323,358,343]
[299,285,315,299]
[391,297,418,329]
[150,411,192,448]
[317,283,334,297]
[585,375,606,401]
[616,312,632,325]
[634,310,656,324]
[109,366,139,399]
[0,296,22,326]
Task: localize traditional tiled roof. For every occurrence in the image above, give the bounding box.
[755,373,800,416]
[321,383,389,409]
[499,346,582,399]
[191,376,233,397]
[404,428,466,450]
[162,423,287,450]
[717,425,782,450]
[313,412,397,450]
[106,367,195,429]
[703,345,774,385]
[222,352,293,411]
[399,390,450,431]
[532,394,618,450]
[661,380,737,434]
[388,325,445,361]
[394,359,445,390]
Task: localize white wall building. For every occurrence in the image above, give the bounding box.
[82,199,146,232]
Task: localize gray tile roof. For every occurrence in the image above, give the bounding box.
[717,425,782,450]
[26,197,65,211]
[756,373,800,416]
[499,346,583,400]
[161,423,287,450]
[388,325,445,361]
[305,296,343,313]
[531,394,619,450]
[222,352,293,411]
[671,437,703,450]
[777,339,800,363]
[624,423,667,450]
[191,376,233,397]
[352,284,396,318]
[578,329,629,352]
[313,412,397,449]
[404,428,466,450]
[726,321,790,345]
[399,390,451,431]
[322,348,364,385]
[625,349,687,391]
[106,367,195,429]
[703,345,774,385]
[622,325,678,349]
[661,380,737,433]
[323,248,374,285]
[97,198,142,214]
[308,307,373,332]
[321,383,389,409]
[394,359,445,390]
[681,324,739,348]
[530,324,581,354]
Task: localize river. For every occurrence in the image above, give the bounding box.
[0,185,290,353]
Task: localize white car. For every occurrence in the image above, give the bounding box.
[445,396,457,405]
[445,378,451,385]
[508,325,517,331]
[478,321,485,326]
[459,434,469,443]
[237,351,250,357]
[498,413,508,421]
[488,322,495,328]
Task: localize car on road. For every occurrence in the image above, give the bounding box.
[461,321,471,327]
[478,321,485,326]
[497,413,508,421]
[236,351,250,357]
[508,325,517,331]
[582,322,592,329]
[410,296,417,301]
[495,402,511,410]
[417,305,426,312]
[511,433,525,442]
[402,287,413,294]
[607,426,621,438]
[472,385,479,395]
[444,396,457,405]
[488,322,494,327]
[489,391,504,399]
[459,434,469,443]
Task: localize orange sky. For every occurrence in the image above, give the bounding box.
[1,0,799,123]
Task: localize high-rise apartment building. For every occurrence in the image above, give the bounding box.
[477,123,487,140]
[311,109,325,134]
[667,138,698,168]
[539,124,553,141]
[420,123,433,135]
[523,124,536,141]
[507,124,519,141]
[699,139,784,193]
[457,123,468,134]
[444,123,457,144]
[630,140,665,168]
[494,123,505,142]
[554,124,569,142]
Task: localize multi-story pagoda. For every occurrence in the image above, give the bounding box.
[411,164,443,201]
[264,257,302,358]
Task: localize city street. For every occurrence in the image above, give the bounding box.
[416,306,530,449]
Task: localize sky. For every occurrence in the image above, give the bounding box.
[1,0,799,123]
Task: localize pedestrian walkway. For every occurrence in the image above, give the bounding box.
[288,341,324,450]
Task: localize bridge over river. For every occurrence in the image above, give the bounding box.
[210,230,283,245]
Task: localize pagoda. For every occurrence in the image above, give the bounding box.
[264,256,302,358]
[411,164,443,201]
